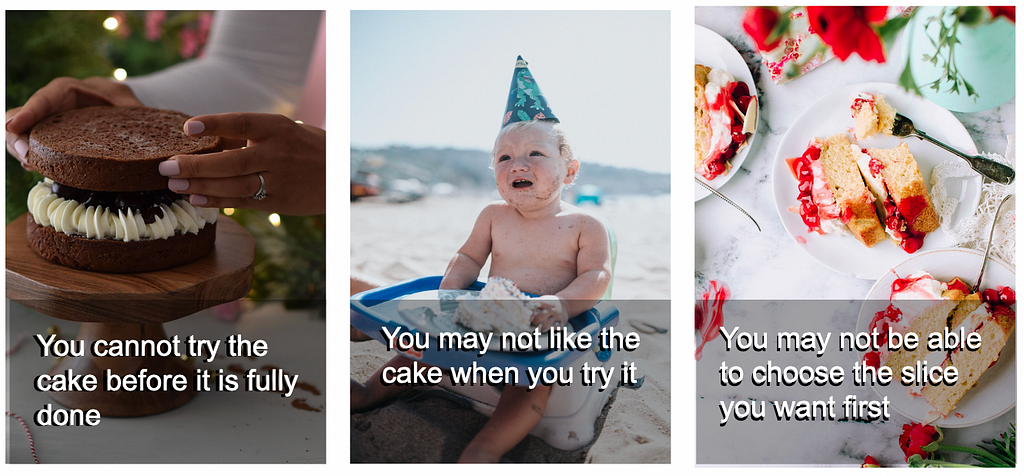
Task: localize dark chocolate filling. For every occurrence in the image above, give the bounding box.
[50,181,185,225]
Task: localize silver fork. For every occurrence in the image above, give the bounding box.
[892,113,1014,185]
[972,194,1012,293]
[696,177,761,232]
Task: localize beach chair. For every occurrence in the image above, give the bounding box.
[350,226,621,451]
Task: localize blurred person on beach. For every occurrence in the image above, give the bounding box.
[351,57,611,463]
[6,11,326,215]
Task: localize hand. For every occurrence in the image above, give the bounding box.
[6,77,142,170]
[531,295,569,331]
[159,113,326,215]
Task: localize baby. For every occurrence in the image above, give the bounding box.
[351,118,612,462]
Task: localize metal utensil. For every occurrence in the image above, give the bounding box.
[892,113,1015,185]
[695,177,761,232]
[630,319,668,335]
[972,194,1012,293]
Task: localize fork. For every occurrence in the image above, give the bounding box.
[892,113,1014,185]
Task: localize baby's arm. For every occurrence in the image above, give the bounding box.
[440,204,496,290]
[533,215,612,329]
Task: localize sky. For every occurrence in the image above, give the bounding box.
[351,10,670,173]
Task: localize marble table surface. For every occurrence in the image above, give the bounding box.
[695,6,1015,466]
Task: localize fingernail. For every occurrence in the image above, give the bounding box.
[184,121,205,135]
[14,140,28,159]
[158,160,180,176]
[168,178,189,191]
[190,194,208,206]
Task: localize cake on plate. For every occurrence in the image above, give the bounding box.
[25,106,222,273]
[695,64,756,180]
[787,134,886,247]
[855,143,940,253]
[865,272,1015,417]
[851,92,896,140]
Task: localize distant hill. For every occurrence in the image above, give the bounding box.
[351,146,669,195]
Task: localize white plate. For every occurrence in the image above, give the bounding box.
[695,25,759,201]
[856,248,1015,427]
[772,82,983,279]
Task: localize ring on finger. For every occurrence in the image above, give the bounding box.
[252,173,267,200]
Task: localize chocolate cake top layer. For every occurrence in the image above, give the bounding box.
[28,106,221,192]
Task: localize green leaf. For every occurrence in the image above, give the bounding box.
[877,14,913,51]
[898,57,924,96]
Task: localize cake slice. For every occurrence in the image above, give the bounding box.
[866,272,1016,418]
[922,291,1015,416]
[855,143,939,253]
[851,92,896,140]
[695,64,712,169]
[694,64,756,180]
[788,134,885,247]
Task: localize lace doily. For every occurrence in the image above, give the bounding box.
[930,135,1015,266]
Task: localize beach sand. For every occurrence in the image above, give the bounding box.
[350,194,671,463]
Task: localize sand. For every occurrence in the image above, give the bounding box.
[350,194,670,463]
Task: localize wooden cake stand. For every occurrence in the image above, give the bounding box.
[6,213,254,416]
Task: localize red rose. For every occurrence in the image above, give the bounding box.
[899,423,939,462]
[806,6,888,62]
[743,7,782,51]
[861,455,880,467]
[988,6,1015,23]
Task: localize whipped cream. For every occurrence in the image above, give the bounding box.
[807,157,849,236]
[28,179,218,242]
[453,277,536,333]
[704,68,736,160]
[890,271,948,319]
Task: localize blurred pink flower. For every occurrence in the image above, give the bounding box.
[198,12,213,41]
[179,27,201,58]
[112,11,130,39]
[145,10,166,41]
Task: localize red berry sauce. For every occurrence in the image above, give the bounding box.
[701,81,754,180]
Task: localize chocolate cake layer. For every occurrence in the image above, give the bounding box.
[28,106,221,192]
[27,213,216,273]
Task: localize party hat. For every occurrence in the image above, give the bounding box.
[502,55,558,128]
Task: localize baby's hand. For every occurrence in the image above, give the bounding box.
[531,295,569,331]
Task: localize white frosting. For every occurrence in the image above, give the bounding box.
[890,271,949,321]
[820,218,851,236]
[704,69,736,160]
[891,272,947,300]
[28,179,218,242]
[811,157,843,221]
[453,277,536,333]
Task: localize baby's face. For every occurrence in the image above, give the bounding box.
[493,124,577,213]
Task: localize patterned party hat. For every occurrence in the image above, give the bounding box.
[502,55,558,128]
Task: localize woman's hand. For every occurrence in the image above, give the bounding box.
[159,113,326,215]
[6,77,142,169]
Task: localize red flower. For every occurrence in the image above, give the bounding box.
[989,6,1015,23]
[899,423,939,462]
[806,6,888,62]
[861,455,880,467]
[533,112,546,120]
[743,7,783,51]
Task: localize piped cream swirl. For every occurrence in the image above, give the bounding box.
[28,179,217,242]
